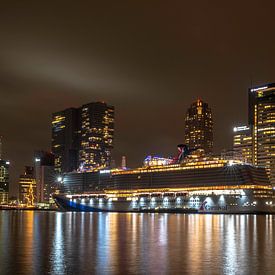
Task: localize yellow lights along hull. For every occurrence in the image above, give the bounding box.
[54,188,275,214]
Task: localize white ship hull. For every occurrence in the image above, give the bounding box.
[54,191,275,214]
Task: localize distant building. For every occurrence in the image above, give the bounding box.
[220,149,235,160]
[0,160,9,204]
[248,83,275,186]
[184,99,213,154]
[19,166,36,205]
[79,102,114,171]
[0,136,2,159]
[34,151,55,203]
[52,108,80,173]
[233,126,253,164]
[121,156,127,169]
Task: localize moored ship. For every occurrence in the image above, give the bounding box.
[54,146,275,214]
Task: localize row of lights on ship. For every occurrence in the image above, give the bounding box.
[69,196,274,208]
[70,196,202,204]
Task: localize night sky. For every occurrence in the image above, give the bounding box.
[1,1,275,196]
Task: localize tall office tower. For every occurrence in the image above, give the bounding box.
[0,160,9,203]
[79,102,114,171]
[184,99,213,154]
[19,166,36,205]
[52,108,80,173]
[233,126,253,163]
[34,151,55,203]
[248,83,275,186]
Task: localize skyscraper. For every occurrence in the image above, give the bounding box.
[52,108,80,173]
[79,102,114,171]
[184,99,213,154]
[233,126,253,163]
[52,102,114,173]
[0,159,9,203]
[248,83,275,186]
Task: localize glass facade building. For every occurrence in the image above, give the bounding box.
[79,102,114,171]
[184,99,213,154]
[233,126,253,164]
[52,102,114,173]
[52,108,80,173]
[248,83,275,186]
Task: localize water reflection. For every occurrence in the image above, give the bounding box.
[51,212,65,274]
[0,212,274,274]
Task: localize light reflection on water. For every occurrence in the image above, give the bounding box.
[0,211,274,274]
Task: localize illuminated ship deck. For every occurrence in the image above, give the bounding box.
[60,159,271,195]
[54,137,274,213]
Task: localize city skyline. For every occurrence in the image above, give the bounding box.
[2,85,274,197]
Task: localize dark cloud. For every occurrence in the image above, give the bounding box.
[0,1,275,196]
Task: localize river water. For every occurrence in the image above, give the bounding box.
[0,211,274,274]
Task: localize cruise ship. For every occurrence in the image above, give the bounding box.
[54,146,275,214]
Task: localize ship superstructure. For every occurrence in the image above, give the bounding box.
[54,148,274,213]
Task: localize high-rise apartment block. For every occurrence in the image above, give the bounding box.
[184,99,213,154]
[52,102,114,173]
[248,83,275,186]
[0,159,9,203]
[233,126,253,163]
